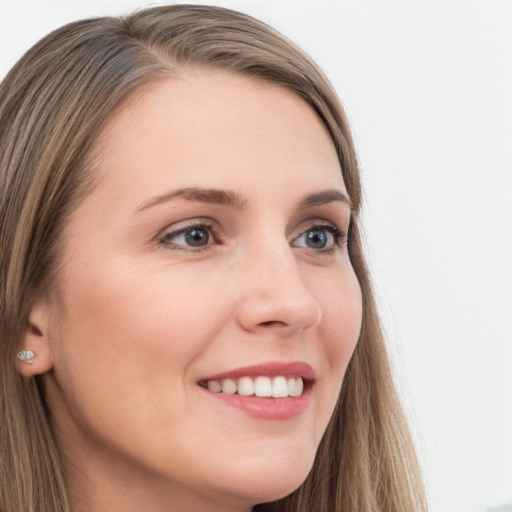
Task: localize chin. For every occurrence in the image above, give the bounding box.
[250,475,307,505]
[213,448,315,507]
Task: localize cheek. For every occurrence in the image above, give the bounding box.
[308,264,362,436]
[46,261,228,453]
[321,266,362,361]
[49,258,235,418]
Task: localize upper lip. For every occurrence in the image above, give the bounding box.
[198,361,316,383]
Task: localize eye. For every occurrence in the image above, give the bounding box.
[291,224,344,251]
[159,223,214,250]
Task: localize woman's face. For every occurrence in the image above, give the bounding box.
[40,70,362,511]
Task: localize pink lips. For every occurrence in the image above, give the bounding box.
[198,361,315,421]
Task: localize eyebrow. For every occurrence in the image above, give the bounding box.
[135,186,352,213]
[136,187,248,213]
[298,190,352,210]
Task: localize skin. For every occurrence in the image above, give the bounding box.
[23,69,362,512]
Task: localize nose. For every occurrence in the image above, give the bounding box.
[235,241,323,337]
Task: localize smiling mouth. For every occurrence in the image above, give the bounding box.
[198,376,305,398]
[197,362,314,420]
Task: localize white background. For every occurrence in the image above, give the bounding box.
[0,1,510,511]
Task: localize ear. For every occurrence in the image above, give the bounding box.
[16,300,54,377]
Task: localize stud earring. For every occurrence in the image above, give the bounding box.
[17,350,37,364]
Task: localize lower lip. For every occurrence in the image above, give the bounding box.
[199,386,312,420]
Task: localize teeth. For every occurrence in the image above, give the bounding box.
[254,376,272,397]
[221,378,237,395]
[207,380,222,392]
[203,376,305,398]
[238,377,255,396]
[290,377,303,397]
[272,376,288,398]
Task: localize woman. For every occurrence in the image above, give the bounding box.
[0,5,427,512]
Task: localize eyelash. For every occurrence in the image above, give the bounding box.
[292,223,347,254]
[158,220,219,252]
[158,220,347,254]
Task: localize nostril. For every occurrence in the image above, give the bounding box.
[259,320,288,328]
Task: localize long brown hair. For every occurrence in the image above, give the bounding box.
[0,5,427,511]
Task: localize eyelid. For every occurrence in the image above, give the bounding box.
[157,218,220,251]
[292,218,345,238]
[156,217,348,253]
[290,220,347,251]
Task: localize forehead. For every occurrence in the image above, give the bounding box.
[90,69,346,201]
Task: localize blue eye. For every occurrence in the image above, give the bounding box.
[292,225,343,251]
[304,229,329,249]
[160,224,212,249]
